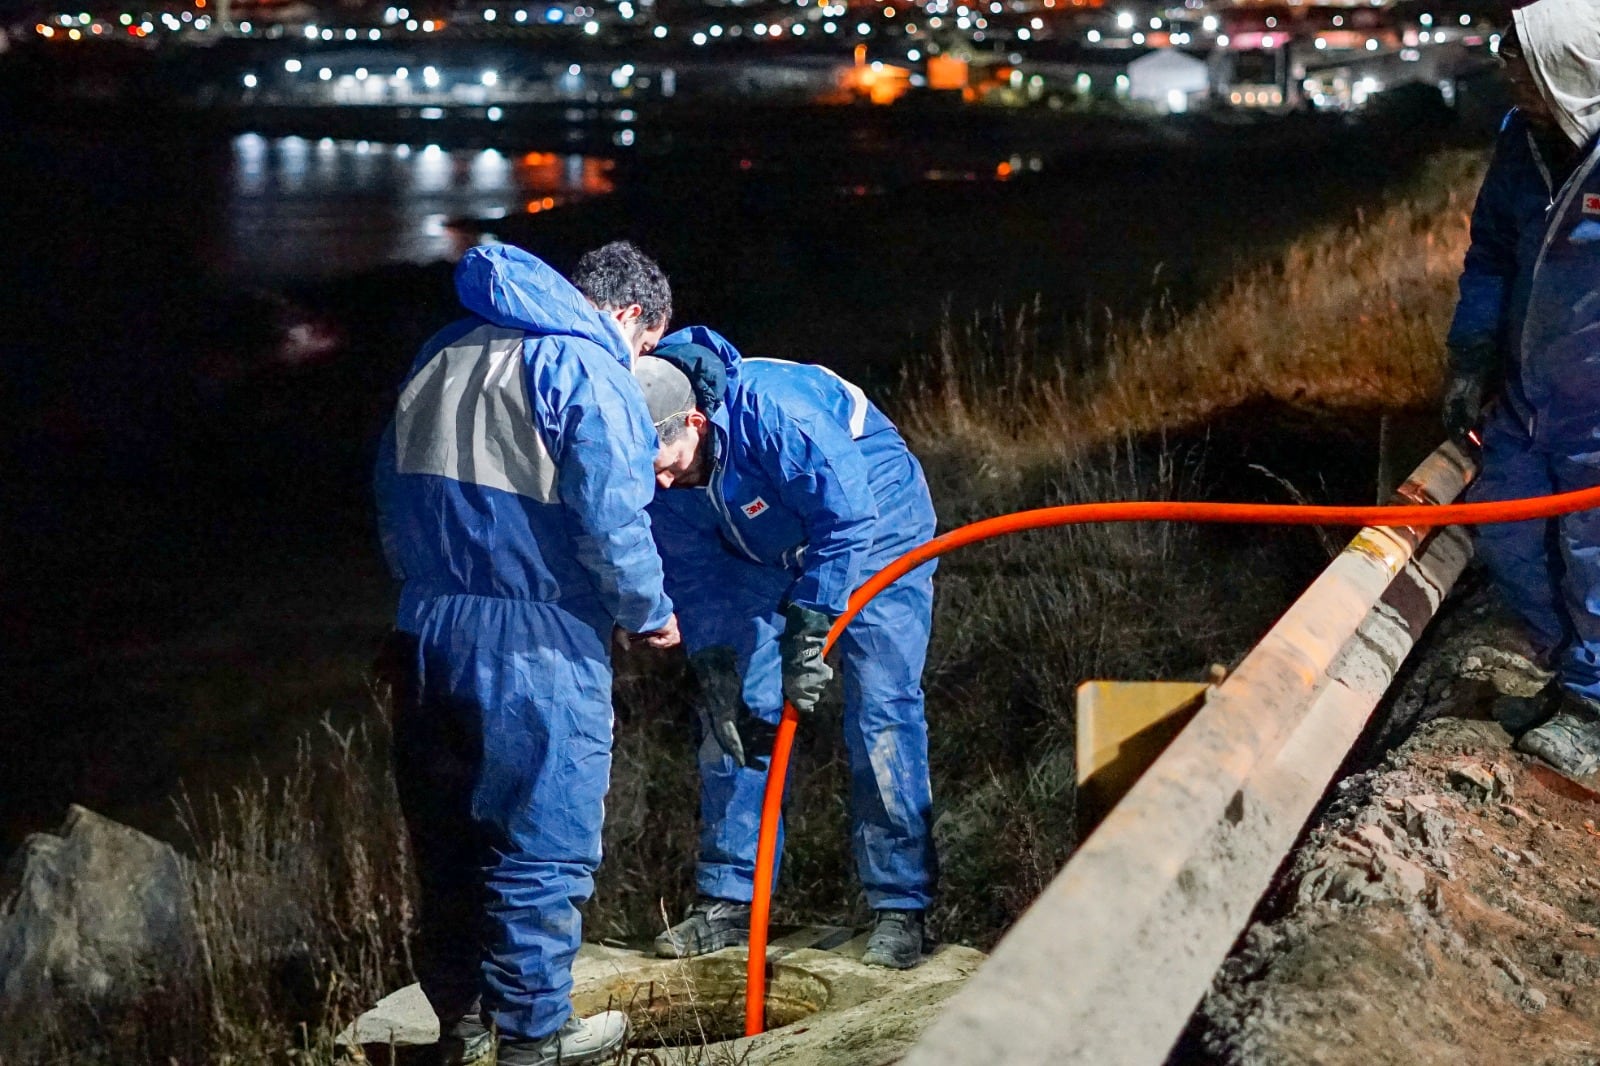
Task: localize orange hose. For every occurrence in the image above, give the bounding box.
[744,481,1600,1036]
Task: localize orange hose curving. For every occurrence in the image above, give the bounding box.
[744,480,1600,1037]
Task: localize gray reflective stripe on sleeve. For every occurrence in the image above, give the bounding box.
[747,357,869,439]
[394,325,560,502]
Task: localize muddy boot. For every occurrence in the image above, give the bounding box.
[653,898,751,958]
[860,909,925,970]
[1515,695,1600,777]
[1492,678,1564,736]
[497,1011,630,1066]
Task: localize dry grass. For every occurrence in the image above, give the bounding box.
[900,151,1482,465]
[24,713,415,1065]
[177,715,416,1061]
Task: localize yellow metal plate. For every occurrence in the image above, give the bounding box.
[1076,681,1210,827]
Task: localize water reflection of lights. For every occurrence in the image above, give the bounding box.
[226,136,622,279]
[471,148,510,190]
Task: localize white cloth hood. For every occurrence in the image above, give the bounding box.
[1515,0,1600,149]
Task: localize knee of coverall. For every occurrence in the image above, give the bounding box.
[837,564,938,910]
[1466,404,1568,655]
[696,595,788,902]
[409,594,617,1041]
[387,627,485,1021]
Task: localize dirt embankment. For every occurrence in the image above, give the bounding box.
[1198,588,1600,1066]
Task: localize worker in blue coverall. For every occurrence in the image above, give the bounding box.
[1442,1,1600,776]
[375,241,680,1066]
[630,327,939,969]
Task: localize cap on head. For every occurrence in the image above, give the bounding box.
[634,356,697,427]
[647,341,727,415]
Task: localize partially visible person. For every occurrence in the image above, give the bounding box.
[375,240,678,1066]
[633,327,940,969]
[1441,2,1600,775]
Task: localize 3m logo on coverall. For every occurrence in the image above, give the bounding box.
[1585,193,1600,215]
[742,497,770,519]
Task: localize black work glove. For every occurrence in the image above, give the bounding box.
[779,603,835,715]
[690,645,747,766]
[1442,340,1498,447]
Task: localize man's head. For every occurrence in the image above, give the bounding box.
[572,240,672,360]
[1505,1,1600,150]
[1498,26,1554,129]
[634,355,711,488]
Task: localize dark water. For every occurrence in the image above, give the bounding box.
[0,97,1484,852]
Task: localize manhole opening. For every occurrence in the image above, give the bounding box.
[572,958,828,1049]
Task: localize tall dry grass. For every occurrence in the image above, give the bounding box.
[25,715,415,1065]
[901,151,1481,464]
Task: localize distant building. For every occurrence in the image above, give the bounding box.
[1126,47,1208,112]
[1020,43,1211,113]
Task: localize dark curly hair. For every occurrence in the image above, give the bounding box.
[572,241,672,330]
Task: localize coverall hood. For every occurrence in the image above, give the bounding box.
[453,243,633,366]
[1515,0,1600,150]
[659,324,745,406]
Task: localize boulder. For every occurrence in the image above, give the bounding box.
[0,806,195,1057]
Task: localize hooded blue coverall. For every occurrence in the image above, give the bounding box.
[374,245,672,1040]
[1454,110,1600,703]
[647,326,938,911]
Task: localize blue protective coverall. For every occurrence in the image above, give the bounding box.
[647,326,938,910]
[1452,91,1600,702]
[373,244,672,1039]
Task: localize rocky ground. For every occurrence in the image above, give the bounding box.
[1198,582,1600,1066]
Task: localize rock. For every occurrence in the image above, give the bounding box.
[0,806,195,1059]
[1392,857,1428,896]
[1500,804,1538,826]
[1522,987,1549,1013]
[1449,763,1499,801]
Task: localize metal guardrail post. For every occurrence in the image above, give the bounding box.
[901,441,1476,1066]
